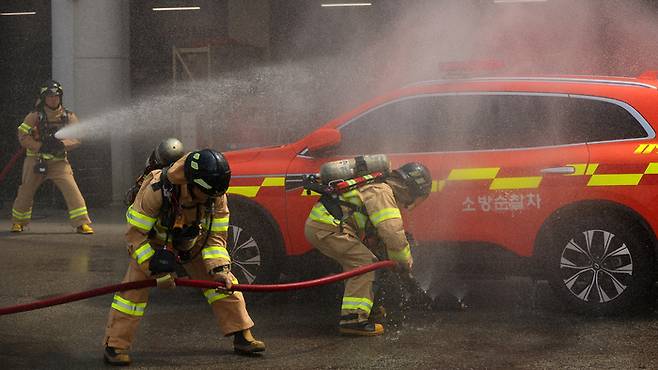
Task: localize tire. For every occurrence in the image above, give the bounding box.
[227,198,282,286]
[542,208,654,315]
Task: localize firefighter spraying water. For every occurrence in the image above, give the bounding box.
[9,80,94,234]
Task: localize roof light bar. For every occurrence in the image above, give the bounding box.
[152,6,201,12]
[321,3,372,7]
[1,12,37,16]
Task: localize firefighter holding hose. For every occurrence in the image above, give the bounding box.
[10,80,93,234]
[103,149,265,365]
[304,158,432,336]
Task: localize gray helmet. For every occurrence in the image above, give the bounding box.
[155,138,184,166]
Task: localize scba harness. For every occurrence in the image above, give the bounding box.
[303,170,388,230]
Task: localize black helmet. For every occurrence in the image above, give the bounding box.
[37,80,64,108]
[184,149,231,197]
[155,138,184,166]
[394,162,432,199]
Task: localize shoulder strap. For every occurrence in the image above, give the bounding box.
[151,166,179,229]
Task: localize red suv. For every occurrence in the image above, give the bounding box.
[223,73,658,314]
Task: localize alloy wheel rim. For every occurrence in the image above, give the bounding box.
[228,225,262,284]
[559,229,633,303]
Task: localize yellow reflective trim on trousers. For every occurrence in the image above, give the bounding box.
[210,217,229,232]
[261,177,285,187]
[68,207,88,219]
[12,208,32,220]
[645,163,658,174]
[126,206,157,232]
[369,207,401,226]
[388,244,411,262]
[111,294,146,316]
[227,186,259,197]
[489,177,542,190]
[18,122,31,134]
[202,246,230,261]
[132,243,155,264]
[587,174,643,186]
[341,296,373,314]
[447,168,499,181]
[203,283,237,304]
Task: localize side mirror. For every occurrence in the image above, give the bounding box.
[305,128,341,153]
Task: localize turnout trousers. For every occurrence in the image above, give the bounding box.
[305,220,378,324]
[11,156,90,227]
[103,251,254,350]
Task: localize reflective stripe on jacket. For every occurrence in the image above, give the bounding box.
[306,182,411,263]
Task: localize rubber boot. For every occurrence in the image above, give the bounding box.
[233,328,266,355]
[76,224,94,234]
[104,346,131,366]
[10,224,23,232]
[338,314,384,336]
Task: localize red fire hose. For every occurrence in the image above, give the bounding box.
[0,148,24,184]
[0,260,396,316]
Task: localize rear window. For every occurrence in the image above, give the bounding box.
[335,94,648,154]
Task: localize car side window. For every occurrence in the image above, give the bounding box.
[335,97,440,155]
[554,97,647,143]
[336,94,561,154]
[333,93,646,155]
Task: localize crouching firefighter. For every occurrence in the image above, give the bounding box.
[103,149,265,366]
[304,157,432,336]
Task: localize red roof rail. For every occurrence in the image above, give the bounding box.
[638,70,658,80]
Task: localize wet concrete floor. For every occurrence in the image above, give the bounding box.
[1,205,658,369]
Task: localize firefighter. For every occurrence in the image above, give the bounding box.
[304,162,432,336]
[10,80,93,234]
[103,149,265,366]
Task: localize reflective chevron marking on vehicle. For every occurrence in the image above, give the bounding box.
[447,168,500,181]
[227,177,286,197]
[644,163,658,174]
[635,144,657,154]
[261,177,285,187]
[230,162,658,198]
[587,174,643,186]
[566,163,598,176]
[490,177,543,190]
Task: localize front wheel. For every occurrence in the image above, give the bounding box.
[542,210,654,315]
[227,200,281,285]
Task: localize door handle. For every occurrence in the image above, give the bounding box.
[540,166,575,175]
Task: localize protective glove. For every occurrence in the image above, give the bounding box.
[405,231,418,248]
[149,248,177,274]
[40,134,65,155]
[210,265,233,292]
[155,273,176,289]
[397,255,414,273]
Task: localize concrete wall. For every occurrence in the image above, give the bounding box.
[52,0,131,204]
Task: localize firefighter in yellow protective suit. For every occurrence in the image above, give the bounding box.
[304,162,432,336]
[103,149,265,366]
[10,80,93,234]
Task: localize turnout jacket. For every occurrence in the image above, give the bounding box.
[17,105,81,160]
[307,182,412,264]
[125,153,231,274]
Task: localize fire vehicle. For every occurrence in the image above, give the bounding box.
[224,72,658,314]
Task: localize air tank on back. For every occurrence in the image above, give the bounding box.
[319,154,390,184]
